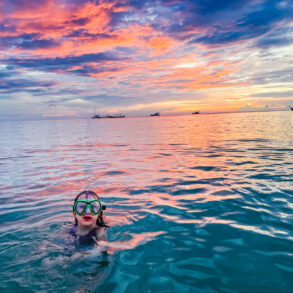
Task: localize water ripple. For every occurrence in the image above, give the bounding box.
[0,113,293,292]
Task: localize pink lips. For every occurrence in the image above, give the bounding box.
[83,216,92,221]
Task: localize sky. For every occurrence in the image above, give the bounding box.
[0,0,293,120]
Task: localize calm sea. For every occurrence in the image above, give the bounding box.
[0,112,292,292]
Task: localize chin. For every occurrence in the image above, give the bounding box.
[78,220,93,226]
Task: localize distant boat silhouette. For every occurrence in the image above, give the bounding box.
[107,114,125,118]
[91,105,102,118]
[192,111,200,114]
[92,114,125,118]
[289,106,293,111]
[92,114,102,119]
[150,112,160,116]
[91,105,125,118]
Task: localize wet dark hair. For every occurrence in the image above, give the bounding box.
[73,190,106,227]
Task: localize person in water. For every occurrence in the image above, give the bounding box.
[71,190,107,246]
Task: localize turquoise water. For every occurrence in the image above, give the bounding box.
[0,112,292,292]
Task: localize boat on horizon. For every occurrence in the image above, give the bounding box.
[150,112,160,116]
[107,114,126,118]
[192,111,200,114]
[92,114,102,118]
[91,104,126,118]
[91,105,103,118]
[92,114,126,118]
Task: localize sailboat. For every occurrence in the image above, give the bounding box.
[91,105,101,118]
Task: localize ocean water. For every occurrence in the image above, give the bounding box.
[0,112,292,293]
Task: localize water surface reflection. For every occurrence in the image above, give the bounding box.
[0,112,292,292]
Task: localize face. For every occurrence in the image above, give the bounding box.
[73,193,101,228]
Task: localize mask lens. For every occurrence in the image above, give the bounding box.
[90,201,102,214]
[75,201,87,215]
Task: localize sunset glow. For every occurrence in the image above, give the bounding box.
[0,0,293,120]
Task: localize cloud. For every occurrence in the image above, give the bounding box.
[151,0,293,47]
[255,27,293,48]
[0,0,293,119]
[2,52,126,73]
[0,70,12,78]
[192,29,269,45]
[83,94,137,106]
[238,104,286,112]
[0,33,59,49]
[250,68,293,85]
[237,0,292,29]
[250,90,293,98]
[1,0,292,50]
[0,78,57,93]
[257,36,293,48]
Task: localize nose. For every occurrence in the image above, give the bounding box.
[84,206,91,214]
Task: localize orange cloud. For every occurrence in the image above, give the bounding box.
[0,1,247,94]
[73,51,245,93]
[2,1,127,50]
[147,36,174,56]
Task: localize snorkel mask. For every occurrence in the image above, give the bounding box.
[73,199,106,216]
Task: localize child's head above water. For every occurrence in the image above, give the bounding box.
[72,190,106,228]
